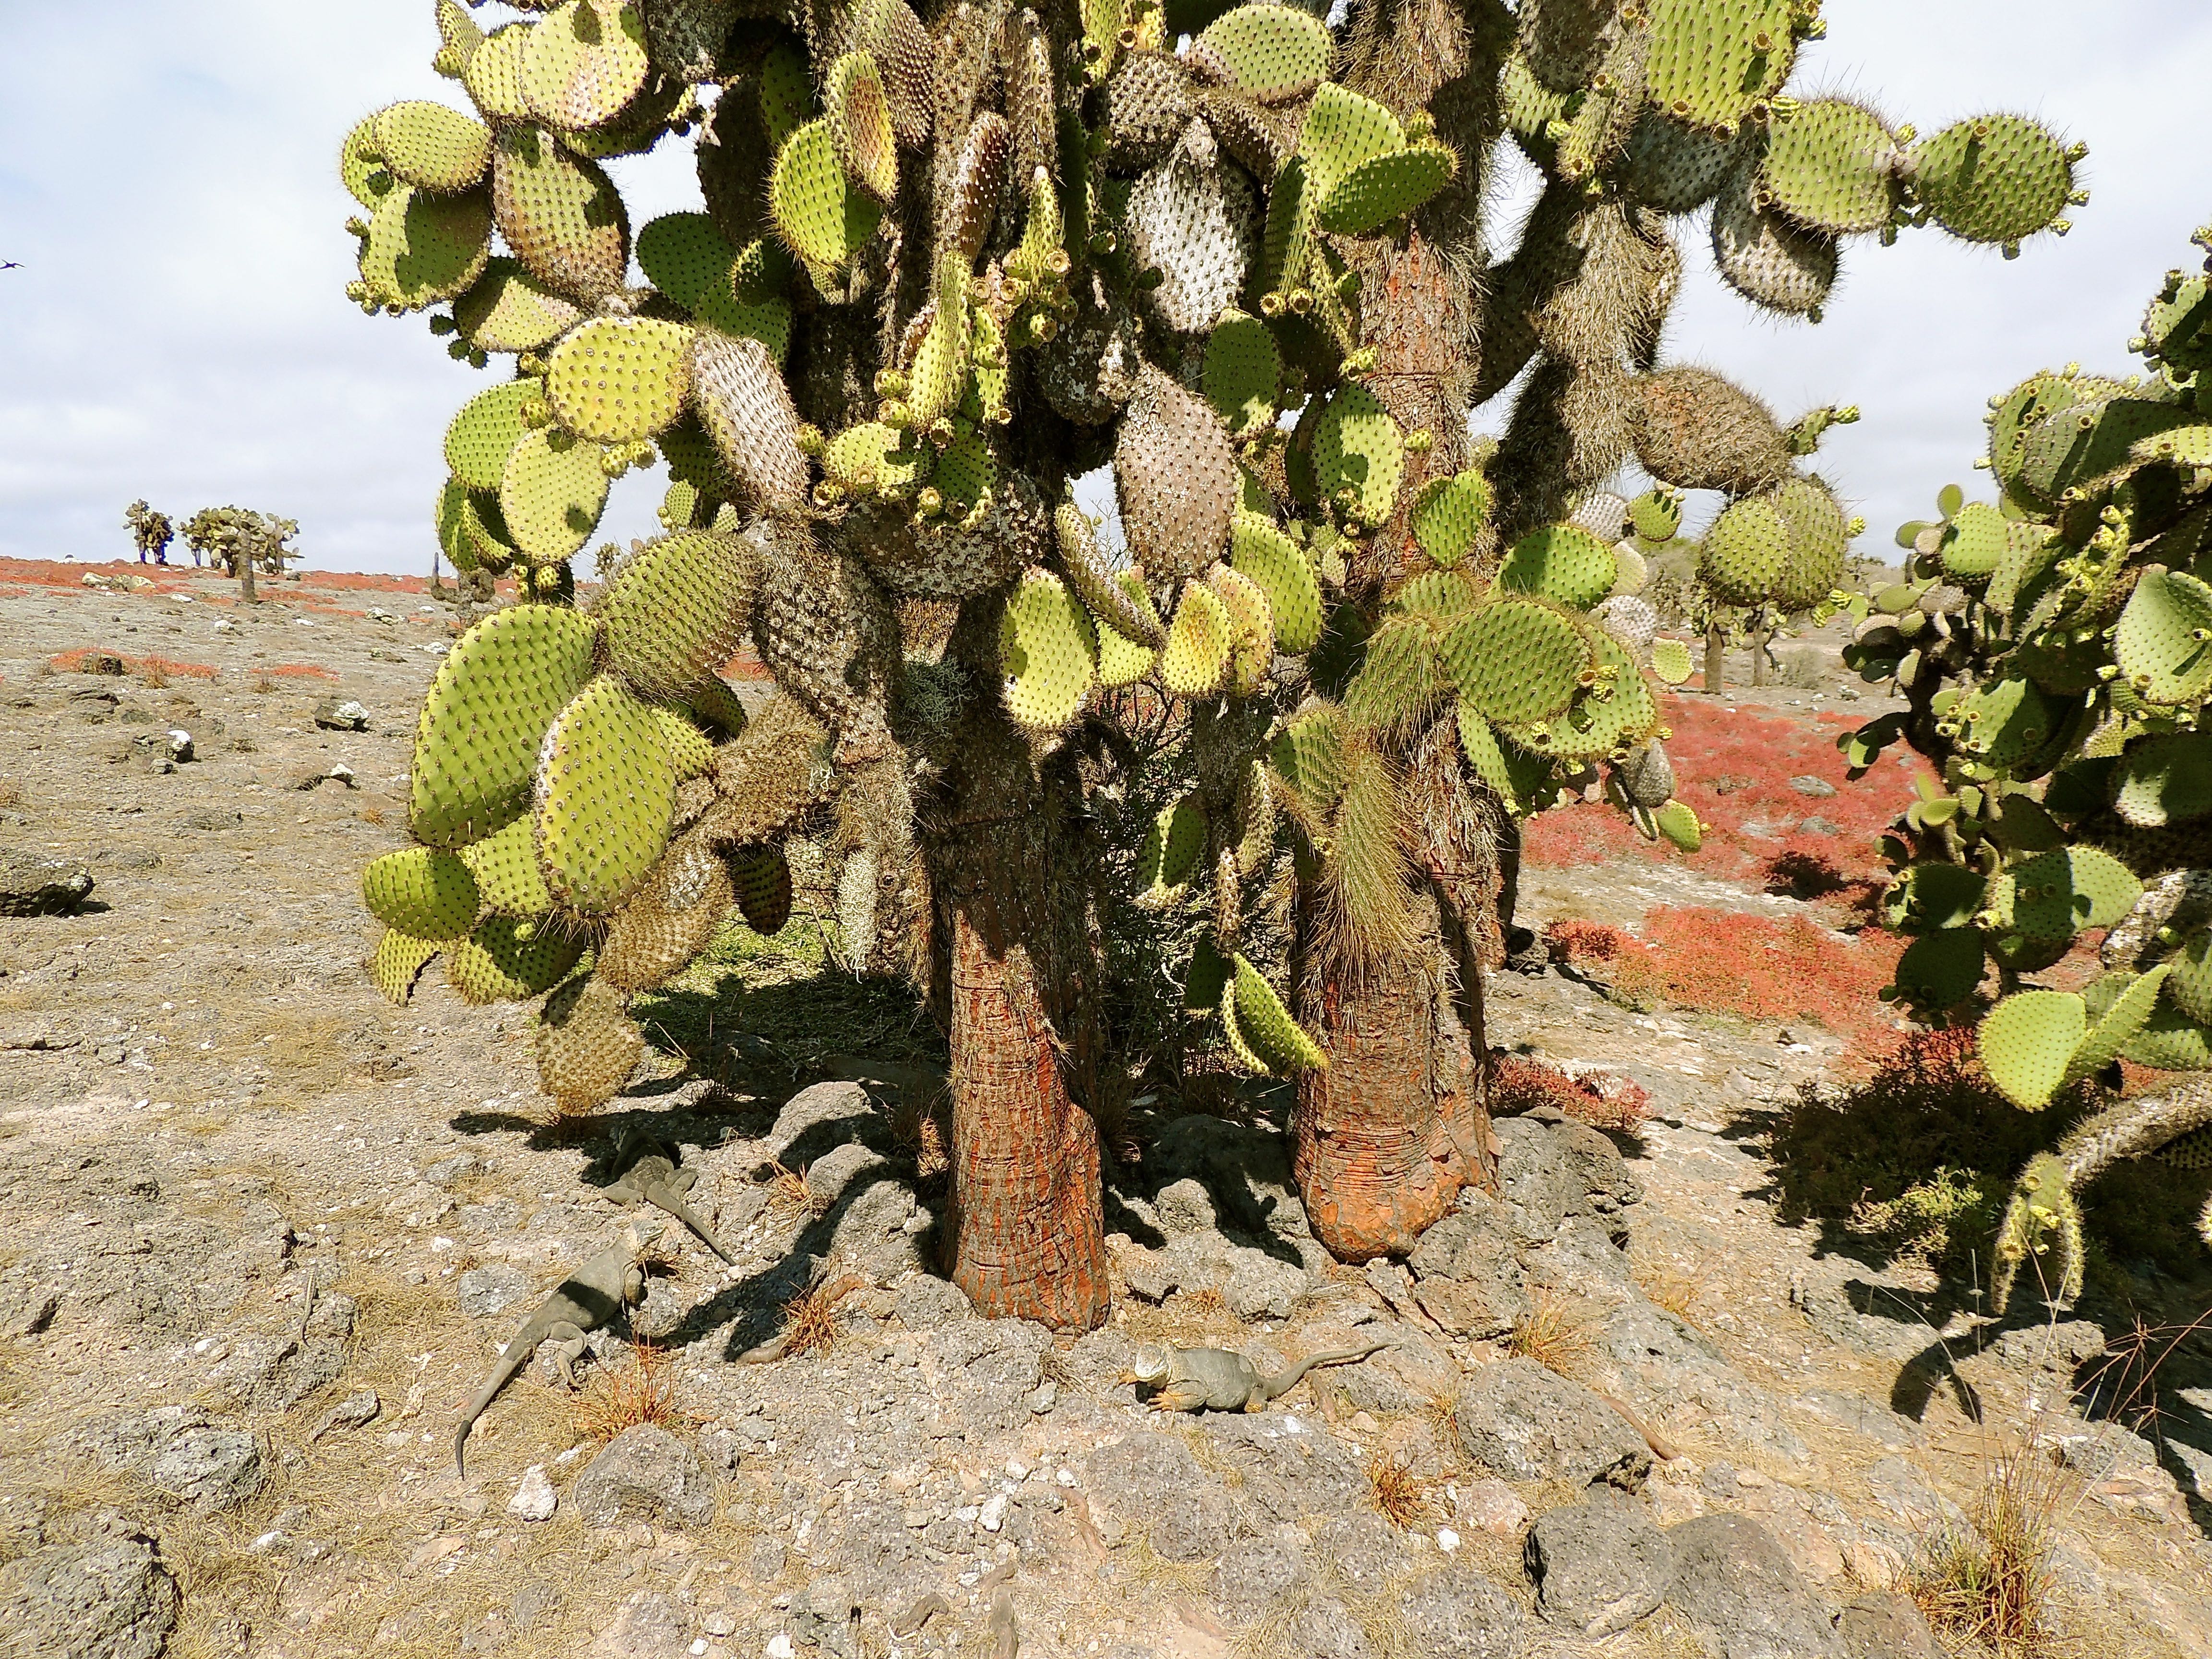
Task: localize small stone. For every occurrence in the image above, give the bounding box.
[1454,1360,1651,1490]
[182,808,242,831]
[590,1589,690,1659]
[1788,775,1837,798]
[1837,1591,1940,1658]
[765,1635,794,1659]
[458,1263,533,1319]
[313,698,372,731]
[1527,1492,1673,1637]
[570,1426,717,1529]
[0,850,94,917]
[311,1390,380,1442]
[1455,1476,1530,1537]
[1436,1527,1460,1552]
[978,1493,1008,1533]
[149,1429,265,1513]
[508,1466,558,1524]
[1026,1382,1058,1415]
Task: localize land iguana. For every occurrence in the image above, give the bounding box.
[605,1128,733,1263]
[1121,1339,1395,1412]
[454,1229,648,1475]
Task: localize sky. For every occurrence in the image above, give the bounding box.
[2,2,2209,576]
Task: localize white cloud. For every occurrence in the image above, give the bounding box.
[2,2,2207,573]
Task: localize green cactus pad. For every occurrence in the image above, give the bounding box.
[1978,988,2087,1110]
[491,125,629,303]
[1391,572,1477,626]
[1910,115,2076,247]
[362,845,482,941]
[1232,953,1325,1072]
[448,914,587,1005]
[1317,144,1455,238]
[2019,395,2194,504]
[459,812,554,917]
[1184,936,1233,1012]
[2125,1005,2212,1072]
[768,118,883,275]
[519,0,649,132]
[1411,472,1491,569]
[2008,845,2143,940]
[1312,383,1404,529]
[500,427,611,566]
[1210,565,1276,697]
[2132,423,2212,469]
[1499,523,1619,611]
[598,529,752,699]
[1698,492,1792,607]
[1230,514,1322,653]
[453,258,582,353]
[2114,569,2212,705]
[1269,706,1346,817]
[545,315,693,444]
[2145,272,2212,373]
[1508,635,1657,763]
[341,117,393,208]
[1651,637,1695,686]
[463,21,530,122]
[1440,597,1590,727]
[411,604,598,847]
[533,676,679,916]
[1774,477,1850,612]
[454,487,519,571]
[826,52,898,204]
[1218,975,1273,1075]
[436,479,481,575]
[535,972,643,1111]
[1453,703,1523,815]
[1951,674,2057,771]
[372,100,494,195]
[1345,617,1438,731]
[1712,145,1838,318]
[1057,503,1164,648]
[1653,799,1703,852]
[1000,567,1100,732]
[1883,862,1988,932]
[1934,500,2008,582]
[1096,572,1165,687]
[371,927,443,1006]
[1758,98,1898,236]
[1629,489,1682,544]
[1202,310,1282,438]
[1296,84,1402,204]
[1196,6,1330,104]
[729,845,794,935]
[445,378,541,491]
[1890,928,1987,1009]
[2068,963,2171,1086]
[1160,579,1233,698]
[2111,733,2212,829]
[823,421,929,498]
[357,182,493,311]
[2165,931,2212,1025]
[1645,0,1794,132]
[1136,794,1208,902]
[637,211,733,311]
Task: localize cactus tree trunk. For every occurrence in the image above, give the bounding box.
[933,700,1110,1331]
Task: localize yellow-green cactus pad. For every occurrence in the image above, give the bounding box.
[491,124,630,304]
[2114,569,2212,705]
[1950,674,2056,771]
[1057,502,1164,648]
[1210,564,1276,697]
[822,421,929,498]
[2008,844,2143,940]
[536,973,643,1110]
[826,52,898,204]
[2165,931,2212,1025]
[546,315,693,444]
[652,707,717,781]
[1440,597,1590,726]
[1499,523,1619,611]
[1097,571,1164,687]
[1312,382,1404,528]
[371,927,443,1006]
[1645,0,1794,133]
[1651,637,1695,686]
[1773,476,1851,613]
[2112,733,2212,829]
[460,812,554,917]
[463,21,532,123]
[1136,794,1208,903]
[598,529,754,698]
[1230,513,1322,653]
[372,100,493,194]
[357,182,493,311]
[729,845,794,935]
[1203,309,1281,438]
[519,0,649,132]
[1270,706,1347,817]
[411,604,598,847]
[533,676,679,916]
[452,258,582,353]
[362,845,481,940]
[637,211,733,310]
[1938,500,2009,582]
[1160,578,1233,697]
[1910,115,2076,248]
[1317,144,1455,238]
[341,117,393,209]
[445,377,541,491]
[1629,489,1682,543]
[1218,975,1273,1074]
[448,914,587,1005]
[1195,5,1330,104]
[1000,567,1100,731]
[1759,98,1898,236]
[768,118,883,275]
[1698,491,1792,607]
[1978,988,2087,1109]
[1296,84,1403,202]
[2066,963,2170,1086]
[1653,798,1703,852]
[1345,616,1437,731]
[1412,471,1491,569]
[2125,1005,2212,1072]
[1509,634,1656,762]
[500,427,611,566]
[1232,953,1325,1071]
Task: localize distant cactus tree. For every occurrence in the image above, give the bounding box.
[180,506,301,583]
[125,500,174,565]
[344,0,2081,1323]
[1841,219,2212,1310]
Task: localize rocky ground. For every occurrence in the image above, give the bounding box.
[1,560,2209,1659]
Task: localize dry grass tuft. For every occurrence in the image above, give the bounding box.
[774,1274,854,1360]
[763,1159,829,1222]
[359,805,385,826]
[1907,1442,2065,1656]
[1365,1449,1432,1529]
[1506,1292,1595,1377]
[574,1340,690,1444]
[1177,1285,1228,1318]
[1423,1391,1466,1471]
[0,778,23,810]
[1636,1262,1707,1328]
[251,673,277,695]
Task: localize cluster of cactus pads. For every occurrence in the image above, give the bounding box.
[344,0,2075,1151]
[1841,221,2212,1308]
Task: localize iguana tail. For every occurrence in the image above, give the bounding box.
[653,1188,734,1264]
[453,1326,541,1477]
[1260,1340,1395,1401]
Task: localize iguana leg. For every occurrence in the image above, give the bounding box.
[1242,1389,1269,1412]
[1147,1384,1213,1413]
[543,1322,589,1389]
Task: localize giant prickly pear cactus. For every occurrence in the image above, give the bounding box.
[346,0,2079,1316]
[1839,220,2212,1310]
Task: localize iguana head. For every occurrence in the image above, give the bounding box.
[1122,1345,1171,1384]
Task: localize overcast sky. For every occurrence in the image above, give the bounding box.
[3,2,2209,575]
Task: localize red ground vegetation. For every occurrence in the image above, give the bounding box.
[1490,1052,1649,1132]
[1522,693,1927,895]
[1546,905,1906,1043]
[47,650,217,680]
